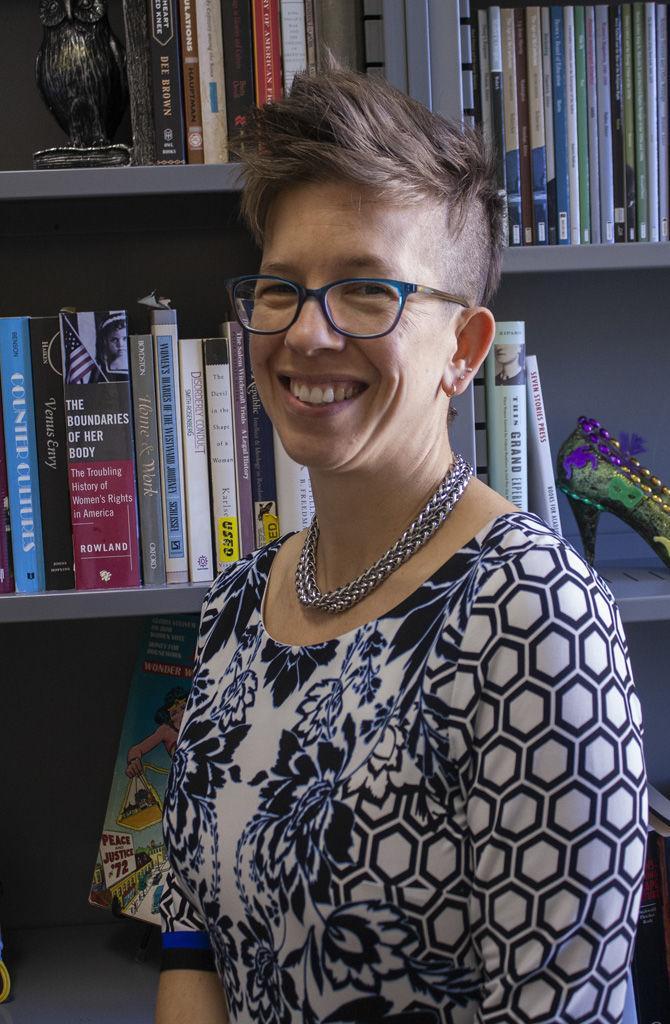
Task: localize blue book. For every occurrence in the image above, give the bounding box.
[0,316,46,592]
[551,6,571,244]
[242,334,278,550]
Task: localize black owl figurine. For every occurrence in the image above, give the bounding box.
[34,0,131,168]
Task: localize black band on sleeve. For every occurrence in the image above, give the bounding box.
[160,947,217,972]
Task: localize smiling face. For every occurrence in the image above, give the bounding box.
[250,181,465,478]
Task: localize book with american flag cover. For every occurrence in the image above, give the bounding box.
[59,310,141,590]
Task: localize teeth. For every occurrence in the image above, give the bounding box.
[289,379,361,405]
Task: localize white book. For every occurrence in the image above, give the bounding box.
[484,321,527,511]
[203,336,239,570]
[280,0,308,93]
[657,3,669,241]
[584,6,601,244]
[151,309,189,585]
[196,0,228,163]
[564,6,581,245]
[595,6,615,243]
[541,7,556,242]
[273,429,315,534]
[179,338,214,583]
[525,354,562,535]
[646,2,659,241]
[478,9,493,155]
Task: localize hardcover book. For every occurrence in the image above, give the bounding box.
[610,4,627,242]
[585,5,602,244]
[273,428,315,533]
[657,3,668,241]
[147,0,187,163]
[178,338,214,582]
[633,3,649,240]
[541,7,558,244]
[484,321,528,512]
[477,9,493,156]
[313,0,365,73]
[596,4,616,243]
[574,5,591,244]
[563,5,581,245]
[0,316,46,593]
[280,0,307,94]
[178,0,205,163]
[645,1,659,242]
[225,322,255,557]
[623,4,638,241]
[203,336,240,569]
[29,315,75,591]
[252,0,284,105]
[243,334,279,549]
[526,6,548,245]
[501,8,522,246]
[129,334,167,587]
[488,7,508,243]
[514,8,534,244]
[196,0,228,163]
[550,6,571,244]
[222,0,255,151]
[151,308,189,585]
[59,311,140,590]
[89,615,198,925]
[0,389,14,593]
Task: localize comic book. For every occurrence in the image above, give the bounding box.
[89,615,198,925]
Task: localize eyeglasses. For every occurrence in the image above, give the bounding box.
[226,275,471,340]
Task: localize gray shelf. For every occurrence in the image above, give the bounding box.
[597,566,670,623]
[2,921,159,1024]
[503,240,670,273]
[0,582,210,623]
[0,162,243,201]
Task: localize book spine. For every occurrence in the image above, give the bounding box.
[225,322,255,557]
[623,4,638,241]
[525,354,562,534]
[304,0,317,75]
[147,0,187,164]
[460,0,476,128]
[514,9,534,244]
[646,2,659,241]
[488,7,508,243]
[178,339,215,582]
[631,832,670,1021]
[203,337,239,569]
[178,0,205,163]
[59,311,140,591]
[502,9,522,247]
[29,316,75,590]
[121,0,157,165]
[252,0,284,104]
[526,7,548,245]
[469,1,482,129]
[280,1,308,94]
[151,310,189,584]
[574,6,591,243]
[0,316,46,593]
[541,7,558,244]
[473,367,488,485]
[477,9,493,156]
[196,0,228,162]
[484,321,528,511]
[564,6,581,245]
[0,389,13,592]
[551,6,571,244]
[313,0,365,73]
[585,6,601,244]
[634,2,649,240]
[221,0,255,149]
[242,334,279,548]
[129,334,167,587]
[610,5,627,242]
[596,5,615,243]
[273,428,315,533]
[659,3,669,242]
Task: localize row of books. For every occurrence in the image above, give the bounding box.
[462,3,670,245]
[130,0,366,166]
[0,304,314,595]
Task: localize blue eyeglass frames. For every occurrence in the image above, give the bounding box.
[225,274,471,341]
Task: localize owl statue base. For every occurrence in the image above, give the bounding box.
[33,143,132,170]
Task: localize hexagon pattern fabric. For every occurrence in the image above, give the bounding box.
[161,511,647,1023]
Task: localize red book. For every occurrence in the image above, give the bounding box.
[60,311,141,590]
[251,0,283,105]
[0,387,15,593]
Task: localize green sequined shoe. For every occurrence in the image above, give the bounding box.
[556,416,670,569]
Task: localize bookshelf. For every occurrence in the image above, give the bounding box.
[0,0,668,1021]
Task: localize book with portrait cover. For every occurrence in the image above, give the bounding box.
[29,315,75,591]
[0,387,14,593]
[59,310,141,590]
[89,615,198,925]
[484,321,527,512]
[0,315,46,593]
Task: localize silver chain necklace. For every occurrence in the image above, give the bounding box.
[295,453,473,614]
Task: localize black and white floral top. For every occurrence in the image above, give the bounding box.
[161,511,647,1024]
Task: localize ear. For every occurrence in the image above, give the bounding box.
[441,307,496,398]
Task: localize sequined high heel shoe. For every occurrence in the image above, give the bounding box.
[556,416,670,569]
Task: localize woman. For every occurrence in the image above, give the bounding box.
[156,68,647,1024]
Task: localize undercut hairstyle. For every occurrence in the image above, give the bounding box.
[234,65,506,308]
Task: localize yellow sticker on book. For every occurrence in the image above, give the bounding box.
[217,517,240,564]
[262,514,280,544]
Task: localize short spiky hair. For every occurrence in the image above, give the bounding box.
[234,66,505,308]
